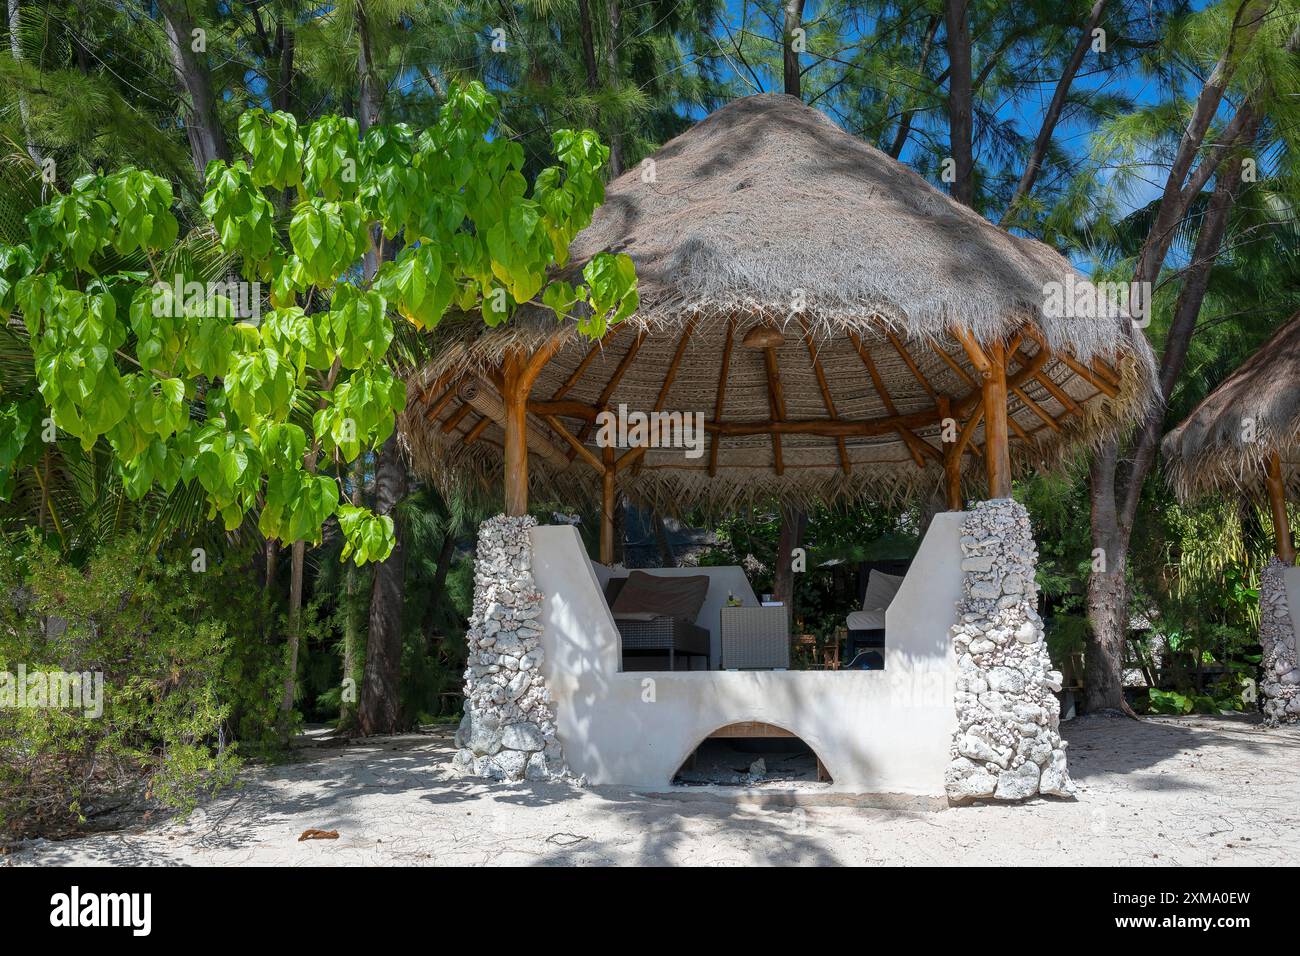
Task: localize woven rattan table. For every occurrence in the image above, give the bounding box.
[720,605,790,669]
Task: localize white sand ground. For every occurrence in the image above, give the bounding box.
[6,713,1298,866]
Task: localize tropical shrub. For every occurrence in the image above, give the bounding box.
[0,532,277,840]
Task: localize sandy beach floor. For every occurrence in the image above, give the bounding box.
[6,713,1297,866]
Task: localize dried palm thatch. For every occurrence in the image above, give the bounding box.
[404,94,1156,514]
[1162,310,1300,502]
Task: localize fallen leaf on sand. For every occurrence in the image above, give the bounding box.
[298,828,340,842]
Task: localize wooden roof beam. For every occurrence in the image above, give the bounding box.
[574,330,646,449]
[847,330,926,469]
[763,345,786,475]
[886,330,938,401]
[801,321,850,475]
[708,319,736,478]
[1021,324,1119,399]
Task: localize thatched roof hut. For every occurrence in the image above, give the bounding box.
[1162,309,1300,506]
[404,94,1156,529]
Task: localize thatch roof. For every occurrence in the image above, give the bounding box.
[1162,310,1300,502]
[404,94,1156,513]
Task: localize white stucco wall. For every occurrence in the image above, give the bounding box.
[530,513,965,796]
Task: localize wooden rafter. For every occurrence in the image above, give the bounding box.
[1021,324,1118,399]
[631,317,697,477]
[847,330,928,469]
[418,368,457,406]
[800,320,850,475]
[1015,347,1079,415]
[707,408,941,437]
[951,327,991,379]
[441,401,473,433]
[708,319,735,478]
[552,323,624,402]
[574,330,646,448]
[425,380,462,422]
[886,330,938,401]
[938,396,962,510]
[1091,356,1122,390]
[528,399,600,420]
[763,345,786,475]
[932,342,979,389]
[463,415,492,445]
[544,414,604,474]
[954,405,984,459]
[1011,385,1062,432]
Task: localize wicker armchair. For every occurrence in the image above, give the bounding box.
[617,616,711,671]
[607,571,712,671]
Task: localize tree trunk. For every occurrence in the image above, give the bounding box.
[278,538,305,742]
[1084,113,1259,708]
[1001,0,1108,226]
[1082,4,1274,709]
[358,431,408,735]
[605,0,623,177]
[264,537,278,590]
[159,0,229,181]
[612,497,626,564]
[887,15,939,159]
[782,0,806,100]
[577,0,599,89]
[772,505,807,610]
[355,0,382,134]
[1085,441,1129,713]
[272,18,295,114]
[651,510,676,567]
[7,0,42,165]
[943,0,974,206]
[1132,0,1269,287]
[339,458,364,730]
[420,525,457,649]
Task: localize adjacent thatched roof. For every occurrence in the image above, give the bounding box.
[404,94,1157,513]
[1162,310,1300,502]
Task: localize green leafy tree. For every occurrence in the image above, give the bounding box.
[1,79,636,732]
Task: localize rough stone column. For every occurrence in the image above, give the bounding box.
[1259,557,1300,725]
[452,515,568,781]
[944,498,1074,802]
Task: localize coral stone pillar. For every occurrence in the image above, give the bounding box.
[945,499,1073,802]
[452,516,568,780]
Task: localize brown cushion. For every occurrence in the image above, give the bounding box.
[604,576,628,607]
[610,571,710,623]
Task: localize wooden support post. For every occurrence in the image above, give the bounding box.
[1266,452,1296,564]
[500,338,565,517]
[982,339,1011,499]
[938,396,962,511]
[601,447,616,565]
[502,352,530,517]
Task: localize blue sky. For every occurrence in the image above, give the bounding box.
[698,0,1222,251]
